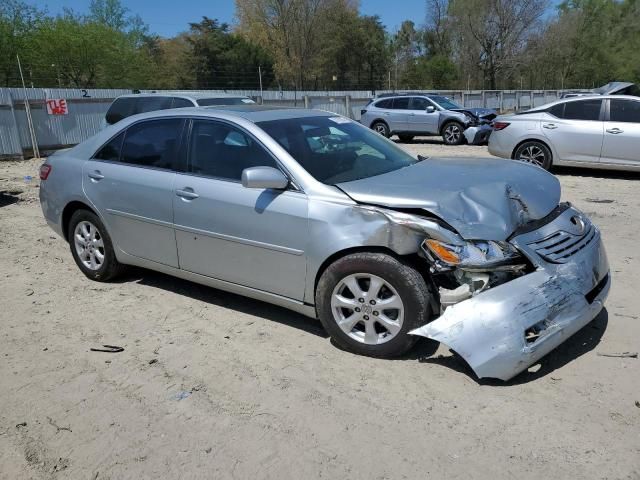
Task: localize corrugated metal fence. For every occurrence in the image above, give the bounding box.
[0,88,566,159]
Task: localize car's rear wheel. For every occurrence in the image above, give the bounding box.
[398,134,414,143]
[441,121,465,145]
[68,209,124,282]
[514,141,552,170]
[316,252,431,358]
[371,121,390,138]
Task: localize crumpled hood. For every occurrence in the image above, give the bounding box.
[337,157,561,241]
[451,107,497,120]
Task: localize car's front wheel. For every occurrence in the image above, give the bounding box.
[441,121,465,145]
[513,141,553,170]
[68,209,124,282]
[316,252,432,358]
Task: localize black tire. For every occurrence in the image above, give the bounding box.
[398,134,414,143]
[513,140,553,170]
[68,209,124,282]
[441,121,465,145]
[316,252,432,358]
[371,121,390,138]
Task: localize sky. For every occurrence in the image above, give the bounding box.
[36,0,427,37]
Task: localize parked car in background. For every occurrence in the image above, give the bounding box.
[39,106,609,381]
[359,93,497,145]
[489,95,640,171]
[104,92,255,125]
[561,81,640,99]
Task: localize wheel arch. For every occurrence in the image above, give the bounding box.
[61,201,98,242]
[312,246,434,305]
[439,118,465,136]
[511,137,554,163]
[370,118,390,131]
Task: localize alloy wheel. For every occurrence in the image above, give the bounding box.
[444,124,461,144]
[518,145,546,167]
[331,273,404,345]
[74,220,105,271]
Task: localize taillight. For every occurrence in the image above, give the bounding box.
[492,121,510,131]
[39,164,52,180]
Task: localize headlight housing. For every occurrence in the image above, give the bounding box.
[423,239,525,271]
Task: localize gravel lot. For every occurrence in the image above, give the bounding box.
[1,140,639,480]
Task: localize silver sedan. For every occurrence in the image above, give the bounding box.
[489,95,640,171]
[39,106,610,381]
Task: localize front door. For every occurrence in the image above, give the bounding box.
[83,118,185,267]
[173,119,308,300]
[600,98,640,166]
[406,97,440,134]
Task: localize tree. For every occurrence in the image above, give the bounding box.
[0,0,42,86]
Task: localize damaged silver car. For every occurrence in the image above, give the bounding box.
[39,106,610,381]
[359,93,497,145]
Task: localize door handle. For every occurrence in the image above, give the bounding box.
[606,128,624,134]
[88,170,104,181]
[408,113,416,116]
[176,188,199,200]
[542,123,557,129]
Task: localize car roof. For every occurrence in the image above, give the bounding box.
[115,105,336,123]
[517,94,640,115]
[115,91,251,100]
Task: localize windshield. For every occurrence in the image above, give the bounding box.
[197,97,255,106]
[257,116,418,184]
[429,95,461,110]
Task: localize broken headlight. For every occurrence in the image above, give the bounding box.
[422,239,525,271]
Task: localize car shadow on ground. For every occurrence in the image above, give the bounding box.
[124,268,329,338]
[392,138,443,145]
[554,166,640,180]
[420,308,608,385]
[0,190,22,208]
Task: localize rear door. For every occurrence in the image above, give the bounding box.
[600,98,640,166]
[83,118,185,267]
[172,119,308,300]
[540,99,604,163]
[406,97,439,134]
[387,97,410,132]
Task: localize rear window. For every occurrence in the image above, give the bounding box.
[392,97,410,109]
[562,99,602,121]
[374,99,392,109]
[93,132,125,161]
[105,98,136,125]
[196,97,255,106]
[135,96,173,114]
[172,97,195,108]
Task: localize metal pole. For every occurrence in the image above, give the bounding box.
[258,66,264,104]
[17,55,40,159]
[388,71,391,90]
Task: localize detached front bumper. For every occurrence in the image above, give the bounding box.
[463,124,493,145]
[411,207,610,381]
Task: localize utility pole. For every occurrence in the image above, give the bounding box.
[17,55,39,159]
[258,66,263,104]
[388,71,391,90]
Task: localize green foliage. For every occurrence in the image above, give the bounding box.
[2,0,639,90]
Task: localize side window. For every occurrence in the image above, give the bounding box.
[374,99,392,109]
[609,99,640,123]
[563,99,602,121]
[105,98,135,124]
[120,118,184,169]
[547,103,564,118]
[392,97,410,110]
[410,97,429,110]
[93,132,125,161]
[188,120,278,181]
[134,96,173,115]
[172,97,194,108]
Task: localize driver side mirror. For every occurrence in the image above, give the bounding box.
[426,106,436,113]
[241,166,289,190]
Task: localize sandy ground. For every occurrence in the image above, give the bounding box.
[1,141,639,480]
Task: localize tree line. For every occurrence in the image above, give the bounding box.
[1,0,638,91]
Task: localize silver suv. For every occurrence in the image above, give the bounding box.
[360,93,496,145]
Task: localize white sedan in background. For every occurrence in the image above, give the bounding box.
[489,95,640,171]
